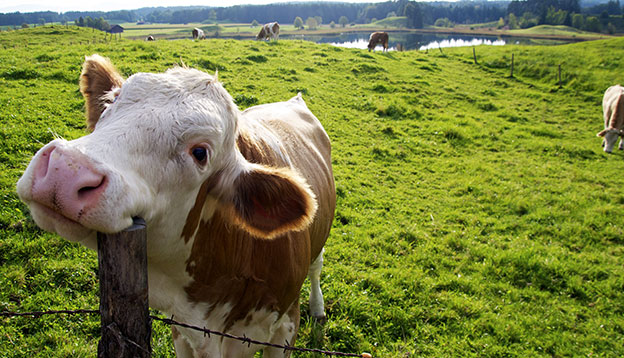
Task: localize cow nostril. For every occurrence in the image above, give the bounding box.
[77,176,107,199]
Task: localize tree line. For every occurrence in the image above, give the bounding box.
[0,0,622,33]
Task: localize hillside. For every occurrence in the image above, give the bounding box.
[1,26,624,357]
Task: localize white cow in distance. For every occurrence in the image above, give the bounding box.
[16,54,336,357]
[598,84,624,153]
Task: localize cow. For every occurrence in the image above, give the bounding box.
[192,27,205,40]
[16,54,335,357]
[367,32,389,52]
[598,85,624,153]
[256,22,280,41]
[146,35,155,41]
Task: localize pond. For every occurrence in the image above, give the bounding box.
[280,31,571,51]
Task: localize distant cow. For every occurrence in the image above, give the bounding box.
[146,35,155,41]
[17,54,335,357]
[257,22,280,41]
[368,32,389,52]
[598,85,624,153]
[192,27,205,40]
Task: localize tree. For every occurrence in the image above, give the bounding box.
[404,2,423,28]
[314,16,322,26]
[251,19,259,27]
[329,21,336,28]
[571,13,584,29]
[306,17,318,30]
[338,15,348,27]
[497,17,505,28]
[21,23,29,28]
[508,13,519,29]
[293,16,303,29]
[584,16,601,32]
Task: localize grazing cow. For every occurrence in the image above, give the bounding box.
[16,55,335,357]
[598,84,624,153]
[368,32,389,52]
[256,22,280,41]
[192,27,205,40]
[146,35,155,41]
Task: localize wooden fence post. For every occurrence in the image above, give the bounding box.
[473,46,478,65]
[510,53,514,78]
[558,64,562,88]
[97,217,151,358]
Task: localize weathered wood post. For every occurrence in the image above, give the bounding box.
[97,217,151,358]
[558,64,562,88]
[510,53,515,78]
[473,46,478,65]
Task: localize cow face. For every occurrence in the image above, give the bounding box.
[17,55,317,250]
[597,128,622,153]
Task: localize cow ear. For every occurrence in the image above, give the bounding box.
[79,54,124,131]
[225,165,317,239]
[597,129,609,137]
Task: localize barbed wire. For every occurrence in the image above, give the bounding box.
[0,309,373,358]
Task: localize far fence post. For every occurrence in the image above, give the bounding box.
[509,53,514,78]
[558,64,562,88]
[473,46,478,65]
[97,218,151,358]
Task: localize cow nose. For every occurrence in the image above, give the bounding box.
[31,146,107,221]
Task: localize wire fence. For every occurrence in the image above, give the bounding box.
[0,309,372,358]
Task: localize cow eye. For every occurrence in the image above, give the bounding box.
[191,147,208,164]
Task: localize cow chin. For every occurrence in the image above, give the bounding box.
[29,202,96,245]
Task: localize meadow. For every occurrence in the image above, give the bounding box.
[1,26,623,357]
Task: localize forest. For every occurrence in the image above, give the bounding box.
[0,1,620,28]
[0,1,622,33]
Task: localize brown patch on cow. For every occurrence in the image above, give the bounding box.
[185,207,311,330]
[609,93,624,129]
[236,129,285,166]
[368,32,389,52]
[171,326,181,340]
[79,55,124,131]
[180,171,223,243]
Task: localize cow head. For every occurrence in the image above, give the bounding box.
[17,55,317,250]
[597,127,623,153]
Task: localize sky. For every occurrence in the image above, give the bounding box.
[0,0,405,14]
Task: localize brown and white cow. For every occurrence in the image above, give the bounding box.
[367,32,389,52]
[146,35,155,41]
[192,27,205,40]
[598,84,624,153]
[256,22,280,41]
[16,55,335,357]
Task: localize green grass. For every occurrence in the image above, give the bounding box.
[509,24,601,37]
[1,25,624,357]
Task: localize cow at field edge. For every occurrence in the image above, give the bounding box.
[598,84,624,153]
[256,22,280,41]
[16,54,335,357]
[146,35,155,41]
[368,31,389,52]
[192,27,205,40]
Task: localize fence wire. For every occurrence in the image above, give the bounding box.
[1,309,372,357]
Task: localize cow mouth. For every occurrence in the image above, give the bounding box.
[29,201,94,237]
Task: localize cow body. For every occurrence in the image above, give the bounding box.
[257,22,280,41]
[368,32,389,52]
[598,85,624,153]
[16,55,335,357]
[192,28,205,40]
[146,35,155,41]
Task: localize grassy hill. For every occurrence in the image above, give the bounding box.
[1,26,624,357]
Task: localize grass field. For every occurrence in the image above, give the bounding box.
[1,25,624,357]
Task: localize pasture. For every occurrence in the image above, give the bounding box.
[1,26,623,357]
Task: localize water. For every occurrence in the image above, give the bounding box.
[280,31,568,51]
